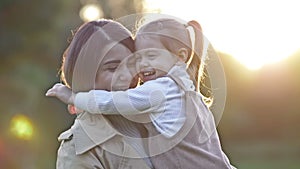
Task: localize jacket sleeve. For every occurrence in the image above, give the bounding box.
[74,77,171,115]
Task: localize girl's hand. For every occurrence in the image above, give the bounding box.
[45,83,75,105]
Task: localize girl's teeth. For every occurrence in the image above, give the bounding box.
[143,72,152,76]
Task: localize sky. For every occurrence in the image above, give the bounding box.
[144,0,300,70]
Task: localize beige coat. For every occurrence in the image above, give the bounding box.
[56,113,152,169]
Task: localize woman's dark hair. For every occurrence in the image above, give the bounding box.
[61,19,134,88]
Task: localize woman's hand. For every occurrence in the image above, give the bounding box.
[45,83,75,105]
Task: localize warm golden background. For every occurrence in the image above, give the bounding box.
[0,0,299,168]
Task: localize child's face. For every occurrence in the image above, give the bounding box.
[135,36,179,82]
[95,43,137,91]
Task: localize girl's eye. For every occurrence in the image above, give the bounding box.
[148,55,157,60]
[148,54,156,57]
[147,52,158,59]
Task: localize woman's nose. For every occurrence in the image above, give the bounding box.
[119,72,132,82]
[119,74,127,81]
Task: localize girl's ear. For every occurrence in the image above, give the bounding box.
[177,48,189,62]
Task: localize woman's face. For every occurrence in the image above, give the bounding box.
[110,54,138,91]
[95,43,137,91]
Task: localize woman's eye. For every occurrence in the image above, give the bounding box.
[107,67,117,72]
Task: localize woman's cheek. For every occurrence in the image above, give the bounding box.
[94,74,111,90]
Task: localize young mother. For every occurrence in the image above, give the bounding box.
[48,20,152,169]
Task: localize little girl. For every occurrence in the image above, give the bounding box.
[47,18,236,169]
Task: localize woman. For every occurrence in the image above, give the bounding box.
[47,20,152,169]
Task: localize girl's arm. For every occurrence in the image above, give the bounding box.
[74,77,171,115]
[46,83,75,105]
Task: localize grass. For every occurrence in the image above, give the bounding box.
[225,140,300,169]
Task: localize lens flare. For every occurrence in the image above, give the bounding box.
[79,4,103,22]
[10,114,34,140]
[143,0,300,71]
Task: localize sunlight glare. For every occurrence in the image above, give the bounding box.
[144,0,300,70]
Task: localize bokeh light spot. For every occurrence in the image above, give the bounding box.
[10,114,34,140]
[79,4,103,22]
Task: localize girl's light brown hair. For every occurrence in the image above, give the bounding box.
[135,18,204,92]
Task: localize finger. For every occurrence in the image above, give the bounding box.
[45,91,56,96]
[45,88,54,95]
[54,83,63,86]
[56,83,64,87]
[52,83,63,89]
[45,92,52,96]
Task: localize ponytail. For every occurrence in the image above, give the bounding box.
[186,20,203,92]
[186,20,213,106]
